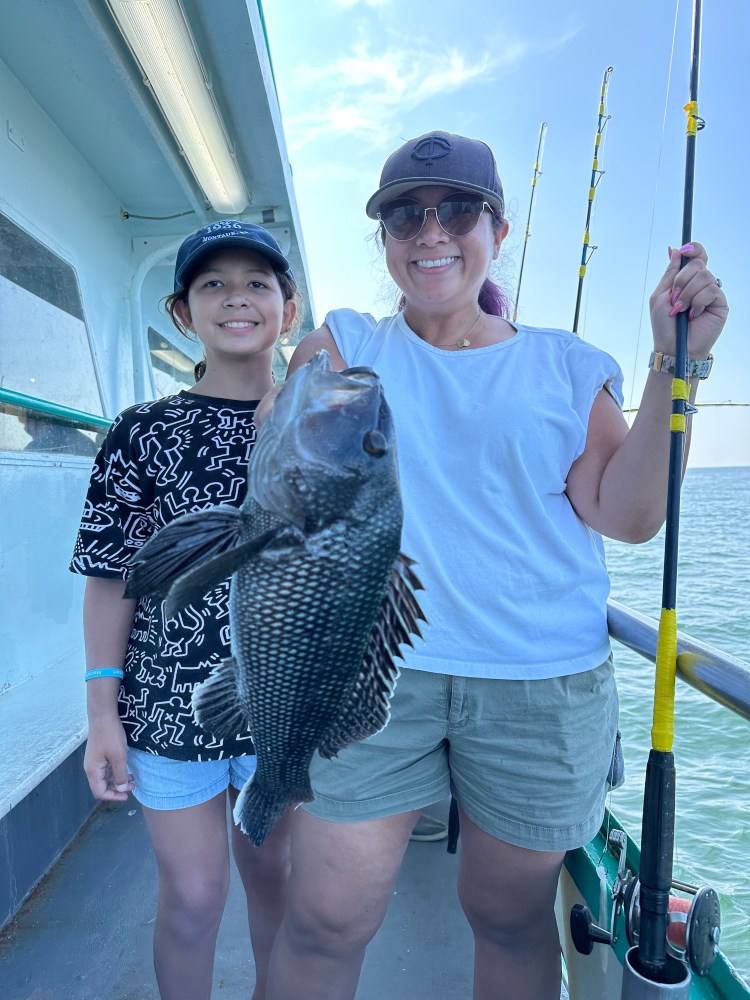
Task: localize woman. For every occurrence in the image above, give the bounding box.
[264,131,728,1000]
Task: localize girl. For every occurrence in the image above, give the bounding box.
[70,221,301,1000]
[263,132,729,1000]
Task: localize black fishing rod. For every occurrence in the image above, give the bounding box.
[570,2,721,992]
[572,67,613,335]
[625,0,706,991]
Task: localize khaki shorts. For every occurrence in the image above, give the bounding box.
[305,658,618,852]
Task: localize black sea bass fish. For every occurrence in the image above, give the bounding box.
[126,352,425,845]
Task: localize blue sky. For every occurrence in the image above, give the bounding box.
[263,0,749,467]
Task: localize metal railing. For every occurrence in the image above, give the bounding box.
[0,388,111,430]
[607,599,750,722]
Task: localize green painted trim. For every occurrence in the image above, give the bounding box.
[565,810,750,999]
[0,388,111,430]
[256,0,279,95]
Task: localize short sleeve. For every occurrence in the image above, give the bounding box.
[324,309,378,367]
[69,410,158,578]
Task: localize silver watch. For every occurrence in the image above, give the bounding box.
[648,351,714,380]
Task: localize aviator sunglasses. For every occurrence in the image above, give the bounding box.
[377,194,492,241]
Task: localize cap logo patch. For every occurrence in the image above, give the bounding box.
[411,135,451,166]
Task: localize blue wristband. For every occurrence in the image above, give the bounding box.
[85,668,125,682]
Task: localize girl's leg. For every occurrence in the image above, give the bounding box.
[456,809,565,1000]
[267,807,420,1000]
[228,789,293,1000]
[142,792,231,1000]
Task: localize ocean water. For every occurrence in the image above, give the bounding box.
[604,466,750,984]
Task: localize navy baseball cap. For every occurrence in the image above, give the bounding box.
[366,131,505,219]
[174,221,293,292]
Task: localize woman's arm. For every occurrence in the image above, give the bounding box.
[83,577,137,800]
[566,244,728,542]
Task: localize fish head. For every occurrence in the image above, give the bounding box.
[248,351,399,530]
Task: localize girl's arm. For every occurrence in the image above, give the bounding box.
[566,243,728,542]
[83,577,137,800]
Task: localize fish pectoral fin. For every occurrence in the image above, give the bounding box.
[317,553,428,759]
[125,506,243,599]
[192,656,251,739]
[163,527,282,618]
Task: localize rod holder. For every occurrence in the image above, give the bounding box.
[621,947,691,999]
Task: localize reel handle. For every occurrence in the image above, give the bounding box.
[570,904,612,955]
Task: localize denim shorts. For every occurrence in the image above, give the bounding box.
[304,658,618,852]
[127,747,257,811]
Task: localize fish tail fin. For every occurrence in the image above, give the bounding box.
[233,776,314,847]
[125,506,243,600]
[192,657,250,739]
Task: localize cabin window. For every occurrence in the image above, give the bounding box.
[0,212,104,454]
[148,327,197,395]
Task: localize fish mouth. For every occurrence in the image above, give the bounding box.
[249,351,395,528]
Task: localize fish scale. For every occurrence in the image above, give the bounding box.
[126,352,427,845]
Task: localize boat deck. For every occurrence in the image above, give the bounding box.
[0,797,478,999]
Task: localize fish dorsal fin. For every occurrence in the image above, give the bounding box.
[192,656,251,739]
[317,554,427,759]
[125,505,243,599]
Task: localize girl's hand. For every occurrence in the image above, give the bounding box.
[84,716,134,801]
[649,243,729,359]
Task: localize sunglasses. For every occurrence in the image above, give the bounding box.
[377,195,491,241]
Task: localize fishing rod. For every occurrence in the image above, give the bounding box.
[569,3,722,991]
[572,67,613,335]
[622,1,721,994]
[512,121,547,323]
[631,0,703,986]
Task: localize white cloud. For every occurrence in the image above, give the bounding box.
[281,22,581,154]
[333,0,391,7]
[284,43,517,151]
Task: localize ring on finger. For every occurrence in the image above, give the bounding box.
[716,277,723,287]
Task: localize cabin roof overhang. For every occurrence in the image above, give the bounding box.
[0,0,313,319]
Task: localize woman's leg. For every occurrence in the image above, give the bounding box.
[228,789,293,1000]
[456,809,565,1000]
[267,807,420,1000]
[142,792,231,1000]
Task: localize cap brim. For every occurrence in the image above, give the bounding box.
[175,237,291,291]
[366,179,504,219]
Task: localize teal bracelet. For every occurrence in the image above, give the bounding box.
[85,668,125,681]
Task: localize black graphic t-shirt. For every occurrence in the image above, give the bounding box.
[70,391,258,760]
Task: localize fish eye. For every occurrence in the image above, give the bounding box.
[363,430,387,457]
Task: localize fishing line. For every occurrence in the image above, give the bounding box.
[626,0,682,417]
[603,0,682,569]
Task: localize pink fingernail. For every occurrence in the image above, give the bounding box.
[669,302,684,317]
[670,287,681,306]
[689,308,696,321]
[679,243,694,253]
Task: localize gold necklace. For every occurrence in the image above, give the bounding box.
[434,310,483,349]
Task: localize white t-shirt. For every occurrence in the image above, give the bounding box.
[326,308,624,680]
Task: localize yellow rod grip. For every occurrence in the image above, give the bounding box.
[652,608,677,751]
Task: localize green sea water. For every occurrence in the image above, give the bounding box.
[605,466,750,985]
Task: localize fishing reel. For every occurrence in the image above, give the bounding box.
[570,830,721,977]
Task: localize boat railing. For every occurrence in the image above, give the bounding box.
[0,388,108,457]
[607,599,750,722]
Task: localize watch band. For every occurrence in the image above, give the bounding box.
[648,351,714,380]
